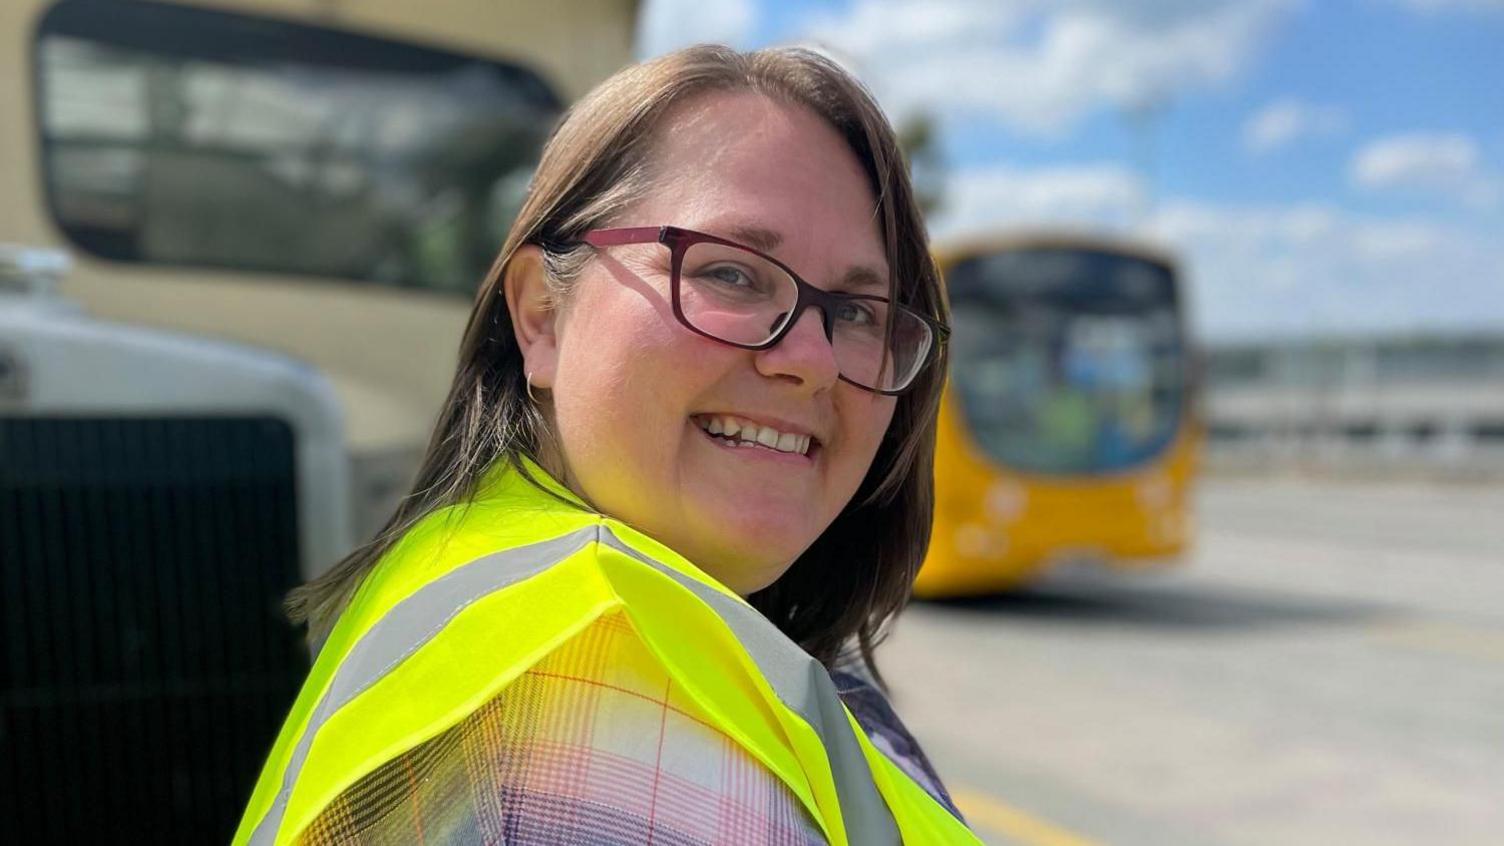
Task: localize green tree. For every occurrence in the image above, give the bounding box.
[897,111,945,218]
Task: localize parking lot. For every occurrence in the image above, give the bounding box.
[884,478,1504,846]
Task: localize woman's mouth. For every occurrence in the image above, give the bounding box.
[691,414,818,458]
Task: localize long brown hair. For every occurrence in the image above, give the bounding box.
[288,45,948,677]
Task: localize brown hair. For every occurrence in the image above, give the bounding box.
[288,44,948,677]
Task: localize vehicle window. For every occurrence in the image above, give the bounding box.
[948,247,1187,475]
[36,0,560,294]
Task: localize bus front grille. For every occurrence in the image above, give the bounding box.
[0,416,306,844]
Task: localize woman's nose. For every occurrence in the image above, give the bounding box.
[754,307,841,391]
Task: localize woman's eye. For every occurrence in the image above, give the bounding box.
[835,300,879,326]
[702,264,756,288]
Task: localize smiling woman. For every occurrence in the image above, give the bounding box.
[236,45,979,845]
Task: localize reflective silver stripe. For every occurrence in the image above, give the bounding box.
[598,527,902,846]
[250,522,900,845]
[247,527,599,845]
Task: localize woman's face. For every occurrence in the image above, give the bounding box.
[544,91,897,594]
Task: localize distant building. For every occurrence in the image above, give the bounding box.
[1202,333,1504,477]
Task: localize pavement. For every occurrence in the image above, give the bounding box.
[881,477,1504,846]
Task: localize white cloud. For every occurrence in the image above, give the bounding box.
[930,162,1147,237]
[1152,201,1504,338]
[930,163,1504,338]
[1349,132,1502,209]
[1242,98,1348,154]
[636,0,756,59]
[801,0,1297,134]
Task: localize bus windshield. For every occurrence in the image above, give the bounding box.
[947,246,1186,476]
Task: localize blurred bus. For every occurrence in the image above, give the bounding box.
[0,0,638,545]
[915,232,1199,598]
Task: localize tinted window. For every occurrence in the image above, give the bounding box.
[948,246,1187,475]
[36,0,560,294]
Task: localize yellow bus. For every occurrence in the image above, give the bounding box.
[916,232,1198,598]
[2,0,638,543]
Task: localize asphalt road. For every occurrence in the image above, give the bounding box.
[881,478,1504,846]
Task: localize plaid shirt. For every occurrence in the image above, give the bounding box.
[301,610,963,845]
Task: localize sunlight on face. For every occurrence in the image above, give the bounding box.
[549,91,897,594]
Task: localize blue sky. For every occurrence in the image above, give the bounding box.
[637,0,1504,341]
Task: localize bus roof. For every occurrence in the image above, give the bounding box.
[932,228,1179,274]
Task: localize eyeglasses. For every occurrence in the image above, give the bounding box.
[578,226,947,395]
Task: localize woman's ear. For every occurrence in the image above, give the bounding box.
[503,244,559,389]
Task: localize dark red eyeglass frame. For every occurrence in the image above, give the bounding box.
[578,225,949,396]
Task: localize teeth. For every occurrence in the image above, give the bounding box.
[696,415,814,456]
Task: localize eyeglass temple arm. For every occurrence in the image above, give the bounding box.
[580,227,665,247]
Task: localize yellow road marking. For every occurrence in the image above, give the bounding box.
[950,787,1103,846]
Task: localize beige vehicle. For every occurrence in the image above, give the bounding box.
[1,0,639,542]
[1,2,636,842]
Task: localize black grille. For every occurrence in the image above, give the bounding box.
[1,416,307,844]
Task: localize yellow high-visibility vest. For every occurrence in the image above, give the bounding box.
[235,457,981,845]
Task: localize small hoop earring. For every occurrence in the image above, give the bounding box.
[525,370,540,404]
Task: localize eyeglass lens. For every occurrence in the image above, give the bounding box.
[677,240,933,392]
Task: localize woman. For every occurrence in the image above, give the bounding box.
[236,45,979,845]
